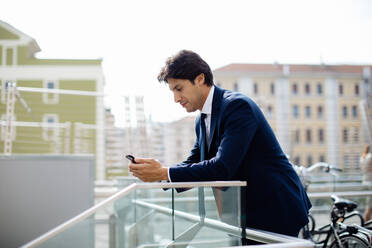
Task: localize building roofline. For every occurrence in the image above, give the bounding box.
[0,20,41,54]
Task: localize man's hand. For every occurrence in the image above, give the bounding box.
[128,158,169,182]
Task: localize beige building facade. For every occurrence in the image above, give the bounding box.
[214,64,372,171]
[163,116,196,167]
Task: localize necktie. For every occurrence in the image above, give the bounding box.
[200,113,207,161]
[199,113,207,220]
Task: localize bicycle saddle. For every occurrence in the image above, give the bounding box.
[331,195,358,212]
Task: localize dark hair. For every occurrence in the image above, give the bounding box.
[157,50,214,86]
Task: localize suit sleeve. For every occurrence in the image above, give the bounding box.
[169,99,258,182]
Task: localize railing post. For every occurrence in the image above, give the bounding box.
[198,187,206,222]
[172,188,175,240]
[240,186,247,245]
[109,214,117,248]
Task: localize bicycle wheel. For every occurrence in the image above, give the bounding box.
[329,234,370,248]
[364,220,372,230]
[300,214,316,239]
[312,224,331,243]
[308,214,316,232]
[343,212,365,226]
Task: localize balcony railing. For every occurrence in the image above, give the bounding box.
[22,181,314,248]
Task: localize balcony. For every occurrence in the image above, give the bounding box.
[22,181,314,248]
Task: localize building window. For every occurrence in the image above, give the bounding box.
[305,106,311,118]
[42,80,59,104]
[253,83,258,94]
[342,106,348,118]
[293,105,299,118]
[42,114,58,141]
[355,83,359,96]
[292,83,298,95]
[317,83,323,95]
[267,105,273,119]
[306,129,312,143]
[47,81,54,89]
[270,83,275,95]
[294,129,300,144]
[344,155,350,169]
[317,106,323,119]
[305,83,311,95]
[294,156,300,165]
[135,96,143,104]
[339,83,343,95]
[352,105,358,118]
[319,154,325,162]
[318,128,324,143]
[343,128,348,143]
[353,127,359,143]
[354,155,360,169]
[307,155,313,166]
[233,82,239,92]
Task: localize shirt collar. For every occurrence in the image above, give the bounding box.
[201,85,214,115]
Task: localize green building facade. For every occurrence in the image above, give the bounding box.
[0,20,106,180]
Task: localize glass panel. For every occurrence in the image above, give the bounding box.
[130,187,173,247]
[172,186,242,247]
[31,185,245,248]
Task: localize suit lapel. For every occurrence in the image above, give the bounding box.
[207,86,223,150]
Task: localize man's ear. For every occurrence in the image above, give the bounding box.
[195,73,205,86]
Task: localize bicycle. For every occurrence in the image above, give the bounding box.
[321,195,371,247]
[293,162,365,232]
[300,194,371,247]
[292,162,372,247]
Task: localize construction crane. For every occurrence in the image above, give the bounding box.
[3,82,31,154]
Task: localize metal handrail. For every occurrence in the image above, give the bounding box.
[227,242,314,248]
[21,181,246,248]
[308,190,372,198]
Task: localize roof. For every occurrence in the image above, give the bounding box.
[214,63,372,75]
[0,20,41,54]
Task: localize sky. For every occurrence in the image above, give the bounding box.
[1,0,372,124]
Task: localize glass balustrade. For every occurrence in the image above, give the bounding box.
[23,181,314,248]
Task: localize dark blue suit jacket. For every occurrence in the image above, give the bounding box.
[169,86,311,236]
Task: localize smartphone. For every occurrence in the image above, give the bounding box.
[125,154,136,163]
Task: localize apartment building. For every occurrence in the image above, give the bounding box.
[105,108,126,173]
[214,63,372,171]
[163,116,196,166]
[0,20,105,179]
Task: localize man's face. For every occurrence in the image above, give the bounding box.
[167,77,206,113]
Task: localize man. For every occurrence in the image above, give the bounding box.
[129,50,311,237]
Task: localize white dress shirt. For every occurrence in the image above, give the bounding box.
[201,85,215,146]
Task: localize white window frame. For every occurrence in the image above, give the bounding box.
[42,80,59,104]
[42,114,59,141]
[1,46,17,66]
[1,46,5,66]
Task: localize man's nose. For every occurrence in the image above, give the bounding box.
[174,93,181,103]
